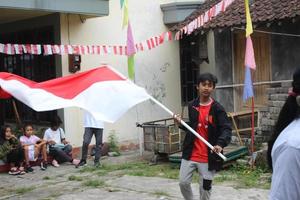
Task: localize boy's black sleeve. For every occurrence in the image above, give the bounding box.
[215,106,232,148]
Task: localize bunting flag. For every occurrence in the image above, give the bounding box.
[245,36,256,69]
[0,31,173,56]
[175,0,235,39]
[0,66,150,123]
[245,0,253,37]
[122,0,129,28]
[243,66,254,101]
[127,22,136,80]
[128,55,135,80]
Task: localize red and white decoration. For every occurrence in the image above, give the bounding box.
[0,31,172,56]
[0,66,150,123]
[175,0,235,40]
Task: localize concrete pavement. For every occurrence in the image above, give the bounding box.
[0,151,269,200]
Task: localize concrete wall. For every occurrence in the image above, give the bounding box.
[60,0,181,147]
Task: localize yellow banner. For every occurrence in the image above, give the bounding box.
[245,0,253,36]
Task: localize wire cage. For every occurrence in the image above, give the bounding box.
[139,118,186,163]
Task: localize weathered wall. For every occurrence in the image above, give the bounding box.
[60,0,181,147]
[214,30,234,112]
[271,21,300,80]
[194,29,233,112]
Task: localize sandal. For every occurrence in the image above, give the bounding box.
[18,167,26,175]
[8,167,20,175]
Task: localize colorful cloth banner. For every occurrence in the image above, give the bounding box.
[127,22,136,80]
[128,55,135,80]
[245,36,256,69]
[243,66,254,101]
[245,0,253,37]
[122,0,129,28]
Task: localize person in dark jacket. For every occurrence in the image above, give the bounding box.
[174,73,232,200]
[0,125,25,175]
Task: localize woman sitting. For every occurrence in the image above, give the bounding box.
[0,125,25,175]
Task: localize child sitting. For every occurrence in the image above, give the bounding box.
[20,124,47,172]
[43,116,79,167]
[0,125,25,175]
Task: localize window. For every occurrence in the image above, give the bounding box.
[180,35,200,105]
[0,27,57,125]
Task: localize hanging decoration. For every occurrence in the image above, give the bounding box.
[175,0,235,40]
[0,31,172,56]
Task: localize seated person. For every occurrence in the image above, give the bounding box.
[0,125,25,175]
[43,116,79,167]
[20,124,47,172]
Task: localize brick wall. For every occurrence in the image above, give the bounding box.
[258,82,291,141]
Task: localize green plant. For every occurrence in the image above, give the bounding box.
[82,180,106,188]
[43,176,51,180]
[13,126,23,138]
[15,186,35,195]
[68,175,83,181]
[214,163,271,189]
[108,130,120,155]
[152,190,170,197]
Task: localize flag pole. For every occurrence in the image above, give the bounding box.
[251,96,255,168]
[149,96,227,161]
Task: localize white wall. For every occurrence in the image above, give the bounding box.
[60,0,181,147]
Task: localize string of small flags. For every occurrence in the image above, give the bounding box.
[175,0,235,40]
[0,32,172,56]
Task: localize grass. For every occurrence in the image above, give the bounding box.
[43,176,51,180]
[79,161,179,179]
[14,186,35,195]
[68,175,83,181]
[82,179,106,188]
[152,190,170,197]
[214,164,271,189]
[77,160,271,189]
[41,193,63,200]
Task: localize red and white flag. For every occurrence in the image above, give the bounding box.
[0,65,150,122]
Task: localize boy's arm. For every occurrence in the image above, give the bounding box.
[60,128,69,144]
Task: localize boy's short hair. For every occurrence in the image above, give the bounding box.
[197,73,218,88]
[50,116,62,128]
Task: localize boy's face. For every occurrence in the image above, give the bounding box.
[51,126,58,131]
[197,80,215,98]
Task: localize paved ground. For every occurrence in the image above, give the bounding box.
[0,151,269,200]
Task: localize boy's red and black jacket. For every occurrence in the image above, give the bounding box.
[181,97,232,171]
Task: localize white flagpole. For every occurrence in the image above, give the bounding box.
[149,96,227,161]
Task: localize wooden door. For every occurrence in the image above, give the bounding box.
[233,32,271,111]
